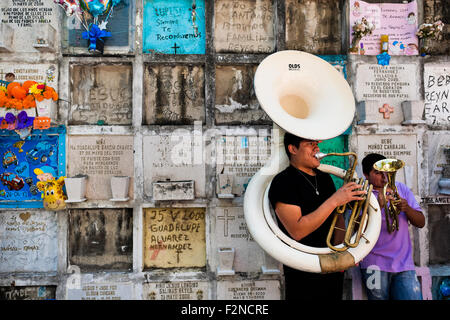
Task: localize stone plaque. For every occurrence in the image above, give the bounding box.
[143,208,206,268]
[427,131,450,195]
[428,205,450,264]
[215,65,270,125]
[0,63,58,86]
[0,286,56,300]
[0,211,57,272]
[143,0,206,54]
[143,281,209,300]
[153,181,195,201]
[68,209,133,271]
[67,135,134,200]
[143,65,205,125]
[143,133,205,198]
[355,64,419,102]
[424,63,450,127]
[217,280,281,300]
[0,0,59,52]
[69,64,132,125]
[215,207,266,273]
[216,134,271,196]
[285,0,341,54]
[214,0,275,53]
[356,134,418,194]
[67,283,134,300]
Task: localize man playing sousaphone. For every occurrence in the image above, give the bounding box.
[359,153,425,300]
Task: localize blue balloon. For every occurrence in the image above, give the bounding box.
[89,0,105,17]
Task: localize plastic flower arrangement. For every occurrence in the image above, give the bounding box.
[0,81,58,110]
[416,20,445,39]
[352,17,375,38]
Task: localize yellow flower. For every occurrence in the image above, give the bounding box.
[0,86,6,93]
[29,83,44,95]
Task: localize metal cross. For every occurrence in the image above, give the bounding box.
[379,103,394,119]
[217,209,235,237]
[171,43,180,54]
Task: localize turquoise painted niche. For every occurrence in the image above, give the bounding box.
[143,0,206,54]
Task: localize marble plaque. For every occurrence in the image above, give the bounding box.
[214,0,275,53]
[69,64,132,125]
[0,211,57,272]
[0,0,59,52]
[217,280,281,300]
[143,208,206,268]
[355,64,419,102]
[215,65,270,125]
[0,285,56,300]
[216,134,271,196]
[143,133,205,198]
[67,283,134,300]
[424,63,450,127]
[428,205,450,264]
[427,131,450,195]
[143,281,209,300]
[285,0,342,54]
[67,135,134,200]
[68,209,133,271]
[143,65,205,125]
[215,207,266,273]
[143,0,206,54]
[356,134,418,194]
[153,181,195,201]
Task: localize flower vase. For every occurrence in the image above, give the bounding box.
[36,98,56,119]
[110,176,130,201]
[65,175,87,202]
[349,36,361,54]
[420,38,431,56]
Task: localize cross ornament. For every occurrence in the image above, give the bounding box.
[379,103,394,119]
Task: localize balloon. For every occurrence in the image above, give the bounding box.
[79,0,111,17]
[6,82,21,96]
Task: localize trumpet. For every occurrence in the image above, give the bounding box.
[315,152,375,251]
[373,158,405,233]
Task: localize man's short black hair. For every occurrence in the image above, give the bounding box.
[284,132,305,159]
[362,153,386,175]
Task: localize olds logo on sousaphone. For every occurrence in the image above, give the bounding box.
[243,51,382,273]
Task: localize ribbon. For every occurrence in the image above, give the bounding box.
[377,52,391,66]
[82,24,111,51]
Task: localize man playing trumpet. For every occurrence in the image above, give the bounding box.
[359,153,425,300]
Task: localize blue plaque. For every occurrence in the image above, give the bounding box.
[143,0,206,54]
[0,126,66,208]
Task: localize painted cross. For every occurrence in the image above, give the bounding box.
[171,43,180,54]
[150,240,165,260]
[217,209,235,237]
[379,103,394,119]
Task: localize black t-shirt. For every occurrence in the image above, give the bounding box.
[268,164,344,300]
[268,164,337,247]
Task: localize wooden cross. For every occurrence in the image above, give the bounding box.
[379,103,394,119]
[217,209,235,237]
[171,43,180,54]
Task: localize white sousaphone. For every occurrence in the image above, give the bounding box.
[243,51,381,273]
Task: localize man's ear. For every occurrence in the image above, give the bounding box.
[287,144,298,156]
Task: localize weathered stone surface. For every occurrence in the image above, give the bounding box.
[143,133,205,198]
[153,180,194,201]
[428,205,450,264]
[424,63,450,127]
[214,0,275,53]
[423,0,450,55]
[0,0,59,53]
[217,280,281,300]
[68,209,133,271]
[0,211,58,273]
[143,65,205,125]
[67,135,134,200]
[143,208,206,268]
[285,0,342,54]
[0,285,56,300]
[427,131,450,195]
[215,65,270,125]
[143,281,209,300]
[69,64,132,125]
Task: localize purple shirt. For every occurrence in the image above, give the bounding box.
[359,182,422,272]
